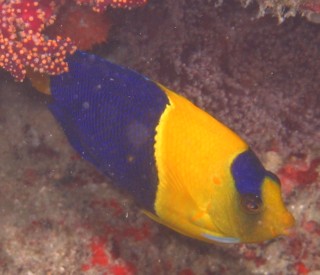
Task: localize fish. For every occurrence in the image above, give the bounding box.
[49,51,294,244]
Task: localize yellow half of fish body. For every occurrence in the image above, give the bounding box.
[149,84,294,244]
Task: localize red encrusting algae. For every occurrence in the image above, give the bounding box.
[278,156,320,195]
[82,237,135,274]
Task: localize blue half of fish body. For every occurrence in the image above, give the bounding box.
[49,51,168,211]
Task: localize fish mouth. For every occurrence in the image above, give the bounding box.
[279,218,295,238]
[275,211,295,237]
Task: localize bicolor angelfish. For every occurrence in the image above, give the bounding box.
[49,51,294,244]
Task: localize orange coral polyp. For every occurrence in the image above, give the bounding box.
[0,0,148,82]
[0,0,76,81]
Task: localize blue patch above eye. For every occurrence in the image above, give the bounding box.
[231,150,266,196]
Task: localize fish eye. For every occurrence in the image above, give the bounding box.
[240,194,263,214]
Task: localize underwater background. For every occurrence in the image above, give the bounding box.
[0,0,319,274]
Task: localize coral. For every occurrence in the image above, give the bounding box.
[46,3,111,50]
[240,0,320,22]
[0,0,148,82]
[0,0,76,82]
